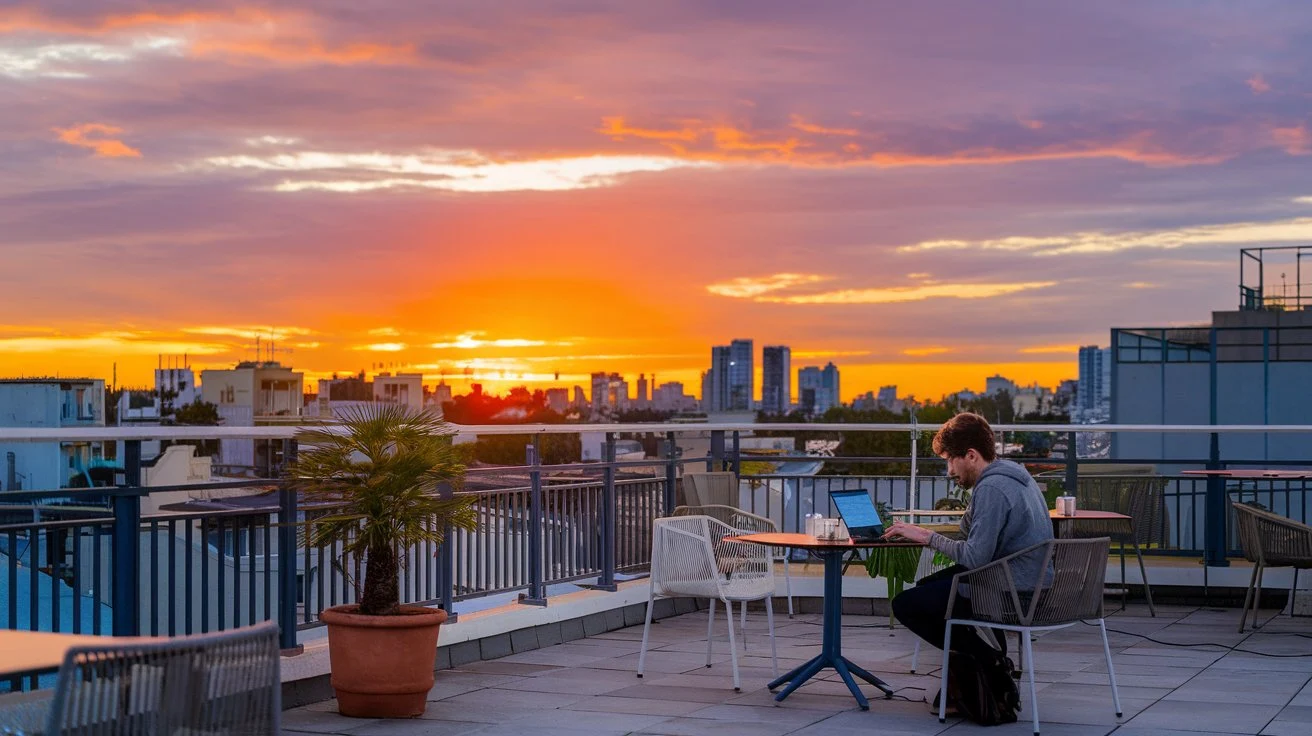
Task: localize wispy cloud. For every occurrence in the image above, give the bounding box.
[0,331,226,355]
[705,273,829,299]
[792,349,872,358]
[430,332,561,349]
[353,342,406,352]
[752,281,1057,305]
[903,346,953,357]
[181,325,313,341]
[898,217,1312,256]
[202,149,712,193]
[368,326,400,337]
[1247,74,1271,94]
[1018,344,1080,355]
[53,124,141,158]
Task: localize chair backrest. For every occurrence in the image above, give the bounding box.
[683,471,738,508]
[1073,476,1168,545]
[46,621,281,735]
[1232,502,1312,566]
[967,538,1111,627]
[650,516,771,600]
[673,505,785,561]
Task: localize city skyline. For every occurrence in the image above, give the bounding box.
[5,3,1311,399]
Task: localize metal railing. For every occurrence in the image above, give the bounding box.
[2,420,1312,689]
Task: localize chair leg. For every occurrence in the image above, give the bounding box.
[1099,619,1122,717]
[1288,569,1299,619]
[637,591,656,678]
[911,640,921,673]
[939,623,953,724]
[1239,563,1260,633]
[725,600,741,691]
[740,599,748,650]
[784,557,794,618]
[1253,564,1267,630]
[706,598,716,667]
[765,595,778,677]
[1023,630,1040,736]
[1132,542,1156,617]
[1118,546,1128,614]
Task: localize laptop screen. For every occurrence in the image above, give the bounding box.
[829,490,884,536]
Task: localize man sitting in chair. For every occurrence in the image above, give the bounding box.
[883,413,1053,693]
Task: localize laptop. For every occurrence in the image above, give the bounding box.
[829,490,897,543]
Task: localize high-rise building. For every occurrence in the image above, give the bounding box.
[1077,345,1112,422]
[985,374,1019,397]
[636,374,649,409]
[545,387,569,414]
[590,372,628,414]
[798,362,840,415]
[590,372,609,413]
[727,339,753,411]
[762,345,791,414]
[572,385,586,408]
[877,385,898,407]
[706,346,730,411]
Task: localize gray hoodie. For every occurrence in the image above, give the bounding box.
[927,459,1054,592]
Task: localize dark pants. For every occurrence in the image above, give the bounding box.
[891,564,1005,660]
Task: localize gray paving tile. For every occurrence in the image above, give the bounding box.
[561,694,709,716]
[1125,701,1284,734]
[280,707,379,734]
[346,720,489,736]
[635,717,804,736]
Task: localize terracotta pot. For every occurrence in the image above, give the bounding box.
[321,604,447,718]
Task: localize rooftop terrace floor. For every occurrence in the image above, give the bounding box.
[283,603,1312,736]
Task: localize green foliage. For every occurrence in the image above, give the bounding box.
[471,433,581,465]
[172,399,220,425]
[286,404,478,616]
[863,545,923,602]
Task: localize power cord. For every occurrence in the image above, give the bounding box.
[1084,620,1312,658]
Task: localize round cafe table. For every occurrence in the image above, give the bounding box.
[726,532,922,710]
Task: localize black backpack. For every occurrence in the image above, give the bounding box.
[946,650,1021,726]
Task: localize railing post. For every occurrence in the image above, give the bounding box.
[1064,431,1078,495]
[437,480,458,623]
[709,429,725,471]
[596,433,618,591]
[664,432,677,515]
[521,438,547,606]
[277,439,301,652]
[112,440,142,637]
[1204,432,1229,567]
[730,430,741,477]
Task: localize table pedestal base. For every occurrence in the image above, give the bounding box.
[766,550,894,710]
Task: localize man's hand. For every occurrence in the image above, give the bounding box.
[883,520,933,545]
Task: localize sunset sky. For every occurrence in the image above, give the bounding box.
[3,2,1312,402]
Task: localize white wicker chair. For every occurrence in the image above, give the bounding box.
[939,538,1121,736]
[673,504,794,618]
[636,515,778,691]
[5,621,282,735]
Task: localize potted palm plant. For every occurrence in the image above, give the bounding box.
[287,404,477,718]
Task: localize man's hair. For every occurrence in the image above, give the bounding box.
[932,412,997,462]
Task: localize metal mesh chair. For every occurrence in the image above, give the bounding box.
[939,538,1121,736]
[673,504,794,618]
[32,621,281,735]
[681,471,738,508]
[1232,502,1312,633]
[1067,477,1166,616]
[637,515,778,691]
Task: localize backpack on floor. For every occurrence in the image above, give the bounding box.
[946,650,1021,726]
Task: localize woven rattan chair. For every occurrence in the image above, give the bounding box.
[1232,502,1312,633]
[939,538,1121,736]
[682,471,738,508]
[637,515,778,691]
[1068,476,1167,616]
[3,621,282,735]
[674,504,794,618]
